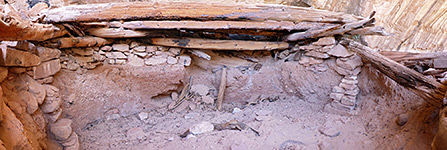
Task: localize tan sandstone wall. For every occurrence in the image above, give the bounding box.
[296,0,447,52]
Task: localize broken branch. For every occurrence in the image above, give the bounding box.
[217,66,227,111]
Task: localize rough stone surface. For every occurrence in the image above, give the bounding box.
[19,91,39,114]
[146,46,158,53]
[40,96,62,113]
[138,112,148,121]
[313,37,336,46]
[178,55,191,66]
[45,108,62,123]
[25,75,46,105]
[105,52,127,59]
[169,47,182,56]
[72,48,93,56]
[166,56,178,65]
[190,121,214,135]
[336,55,363,70]
[133,46,146,53]
[33,59,61,79]
[50,118,73,141]
[305,51,330,59]
[0,102,33,150]
[191,84,209,96]
[327,44,353,58]
[2,48,40,67]
[112,44,130,52]
[127,54,145,67]
[36,46,61,62]
[100,46,112,52]
[127,127,145,140]
[145,56,167,66]
[201,96,214,104]
[0,67,7,83]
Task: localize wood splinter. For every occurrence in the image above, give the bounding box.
[217,66,227,111]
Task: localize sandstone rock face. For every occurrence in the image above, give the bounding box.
[306,0,447,52]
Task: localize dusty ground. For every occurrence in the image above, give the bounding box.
[52,56,438,149]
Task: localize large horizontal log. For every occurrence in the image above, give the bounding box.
[42,2,362,23]
[0,5,67,41]
[340,38,447,107]
[81,20,334,31]
[46,37,108,48]
[86,27,285,40]
[150,38,290,50]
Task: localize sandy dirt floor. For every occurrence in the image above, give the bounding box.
[52,60,438,150]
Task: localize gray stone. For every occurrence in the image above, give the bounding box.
[145,56,167,66]
[184,112,200,119]
[134,52,148,58]
[133,46,146,53]
[50,119,73,141]
[190,121,214,135]
[146,46,158,53]
[127,127,146,140]
[345,88,360,96]
[434,58,447,69]
[61,132,79,147]
[232,108,242,114]
[166,56,178,65]
[201,95,214,104]
[256,110,272,116]
[313,37,336,46]
[300,45,321,50]
[330,93,343,102]
[327,44,354,57]
[305,51,330,59]
[178,55,191,66]
[73,56,93,63]
[40,96,62,113]
[138,112,148,121]
[336,55,363,70]
[169,47,182,56]
[341,78,358,85]
[127,54,145,67]
[340,95,356,106]
[100,46,113,52]
[332,86,345,93]
[339,82,357,90]
[112,44,130,52]
[105,52,127,59]
[130,42,140,49]
[191,84,209,96]
[396,113,409,126]
[45,108,62,123]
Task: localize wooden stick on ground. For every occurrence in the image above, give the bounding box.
[217,66,227,111]
[340,37,447,107]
